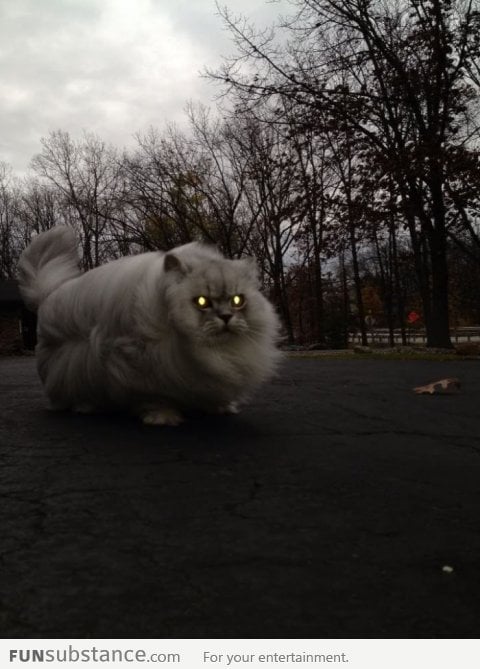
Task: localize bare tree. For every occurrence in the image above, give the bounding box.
[0,163,20,278]
[210,0,480,347]
[31,130,125,267]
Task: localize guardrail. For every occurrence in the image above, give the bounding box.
[349,327,480,345]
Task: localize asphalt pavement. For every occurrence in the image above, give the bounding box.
[1,355,479,639]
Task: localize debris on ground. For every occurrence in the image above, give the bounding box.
[413,378,461,395]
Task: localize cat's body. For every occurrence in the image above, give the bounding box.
[17,226,281,425]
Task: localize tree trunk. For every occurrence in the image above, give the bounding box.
[389,214,407,345]
[424,174,453,348]
[349,224,368,346]
[340,253,351,347]
[311,224,325,345]
[373,226,395,346]
[426,228,452,348]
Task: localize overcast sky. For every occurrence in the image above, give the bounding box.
[0,0,289,176]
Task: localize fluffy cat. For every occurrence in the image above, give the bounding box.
[17,226,281,425]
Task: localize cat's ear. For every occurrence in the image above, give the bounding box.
[164,252,186,275]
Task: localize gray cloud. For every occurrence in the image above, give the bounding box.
[0,0,289,175]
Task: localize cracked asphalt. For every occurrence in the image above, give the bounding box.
[1,356,480,639]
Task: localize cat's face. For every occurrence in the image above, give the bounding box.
[163,246,270,346]
[190,289,250,341]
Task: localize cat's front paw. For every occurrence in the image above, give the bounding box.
[141,407,184,427]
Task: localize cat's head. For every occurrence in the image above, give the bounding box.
[162,243,276,346]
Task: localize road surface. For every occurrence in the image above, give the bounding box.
[1,356,479,638]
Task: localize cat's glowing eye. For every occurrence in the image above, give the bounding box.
[231,294,245,308]
[194,295,211,309]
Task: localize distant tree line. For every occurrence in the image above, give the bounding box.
[1,0,480,348]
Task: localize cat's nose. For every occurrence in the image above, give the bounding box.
[219,313,232,325]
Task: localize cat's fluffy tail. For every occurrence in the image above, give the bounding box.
[17,225,81,312]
